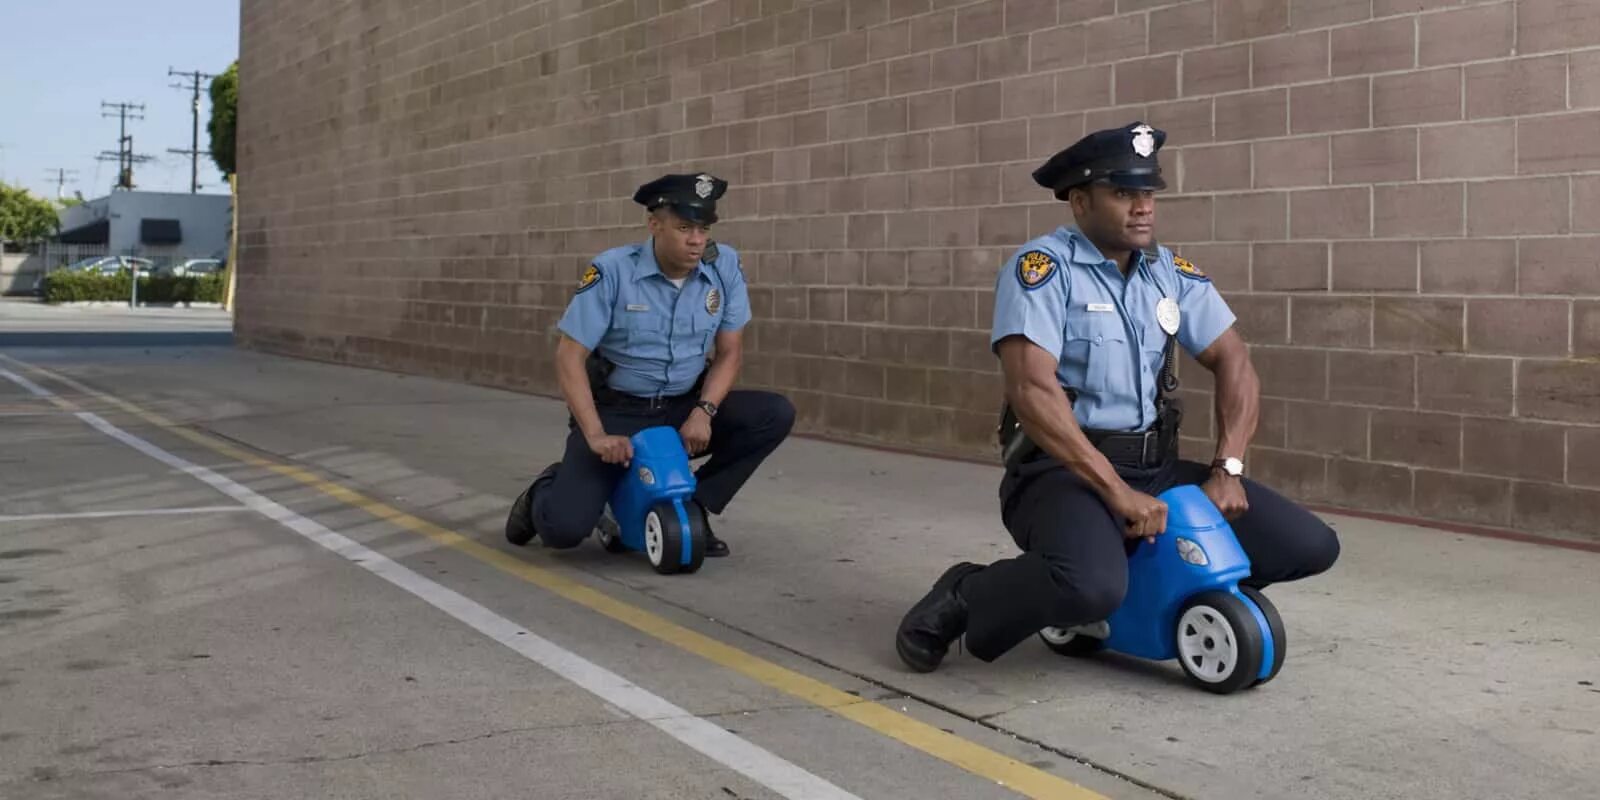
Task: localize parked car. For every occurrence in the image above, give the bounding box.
[158,258,223,277]
[32,256,155,295]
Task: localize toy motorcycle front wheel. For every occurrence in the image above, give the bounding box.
[1239,586,1285,686]
[644,500,706,575]
[1174,591,1264,694]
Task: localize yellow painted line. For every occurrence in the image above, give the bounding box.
[0,353,1108,800]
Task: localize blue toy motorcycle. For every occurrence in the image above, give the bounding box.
[1038,484,1286,694]
[593,426,708,575]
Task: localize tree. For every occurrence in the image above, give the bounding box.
[209,61,238,177]
[0,182,60,244]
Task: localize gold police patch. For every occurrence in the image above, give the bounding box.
[705,287,721,314]
[1174,256,1209,282]
[1017,250,1059,290]
[577,264,601,293]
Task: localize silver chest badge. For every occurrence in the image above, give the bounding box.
[1156,297,1181,336]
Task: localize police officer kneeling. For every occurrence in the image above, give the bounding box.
[505,173,795,557]
[895,123,1341,672]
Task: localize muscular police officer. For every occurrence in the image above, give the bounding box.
[894,123,1341,672]
[505,173,795,558]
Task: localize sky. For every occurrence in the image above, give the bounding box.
[0,1,240,201]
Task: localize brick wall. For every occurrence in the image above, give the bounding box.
[235,0,1600,541]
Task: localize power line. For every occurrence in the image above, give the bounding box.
[99,101,154,191]
[167,68,216,193]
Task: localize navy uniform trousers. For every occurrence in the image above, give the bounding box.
[531,388,795,549]
[957,455,1341,662]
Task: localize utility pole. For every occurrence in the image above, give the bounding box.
[43,168,80,200]
[167,68,215,193]
[99,101,153,191]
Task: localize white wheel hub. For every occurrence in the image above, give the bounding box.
[1040,627,1076,646]
[1177,605,1239,683]
[644,512,664,565]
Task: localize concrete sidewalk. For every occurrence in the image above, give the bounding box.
[2,326,1596,799]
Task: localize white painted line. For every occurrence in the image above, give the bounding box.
[0,506,251,523]
[0,367,54,398]
[71,410,860,800]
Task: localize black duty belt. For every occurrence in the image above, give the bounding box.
[1084,425,1172,469]
[594,386,694,411]
[1003,403,1181,472]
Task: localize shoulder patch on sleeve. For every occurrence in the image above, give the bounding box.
[1173,255,1209,282]
[1016,249,1060,290]
[577,263,602,293]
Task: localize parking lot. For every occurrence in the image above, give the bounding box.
[2,301,1596,799]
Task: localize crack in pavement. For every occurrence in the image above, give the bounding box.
[22,716,652,780]
[23,702,844,783]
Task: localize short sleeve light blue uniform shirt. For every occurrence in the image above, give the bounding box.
[990,226,1236,432]
[557,239,750,398]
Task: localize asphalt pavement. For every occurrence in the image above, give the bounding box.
[2,298,1595,800]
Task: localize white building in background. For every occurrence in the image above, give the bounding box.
[57,190,231,261]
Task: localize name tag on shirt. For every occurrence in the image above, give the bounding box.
[1085,303,1115,313]
[625,304,649,312]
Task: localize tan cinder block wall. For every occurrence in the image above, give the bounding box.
[235,0,1600,541]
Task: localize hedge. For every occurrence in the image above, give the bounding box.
[42,270,227,304]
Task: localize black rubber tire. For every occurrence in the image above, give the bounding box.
[595,513,627,554]
[1174,591,1265,695]
[1038,628,1106,657]
[678,500,708,575]
[645,501,705,575]
[1238,586,1286,687]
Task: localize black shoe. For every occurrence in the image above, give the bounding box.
[696,501,729,557]
[895,562,984,673]
[505,463,557,547]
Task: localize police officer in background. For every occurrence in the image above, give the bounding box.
[894,123,1340,672]
[506,173,796,557]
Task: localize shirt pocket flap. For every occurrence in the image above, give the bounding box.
[1065,312,1128,345]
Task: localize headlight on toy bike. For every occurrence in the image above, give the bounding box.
[1176,537,1208,566]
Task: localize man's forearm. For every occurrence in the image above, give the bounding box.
[556,346,605,440]
[1210,355,1260,462]
[1012,378,1124,500]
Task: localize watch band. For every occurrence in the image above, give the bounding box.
[696,400,718,418]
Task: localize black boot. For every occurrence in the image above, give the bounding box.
[695,500,729,557]
[895,562,984,673]
[505,463,558,547]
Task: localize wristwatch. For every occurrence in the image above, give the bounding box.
[696,400,719,418]
[1211,456,1244,477]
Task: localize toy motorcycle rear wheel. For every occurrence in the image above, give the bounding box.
[1174,591,1264,695]
[1038,626,1105,657]
[1239,586,1285,686]
[644,501,706,575]
[595,511,627,554]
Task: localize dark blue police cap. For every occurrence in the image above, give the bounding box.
[633,172,728,225]
[1033,122,1168,200]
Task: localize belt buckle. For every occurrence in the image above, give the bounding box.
[1140,429,1158,466]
